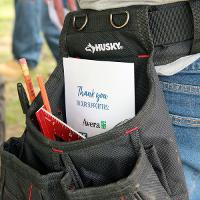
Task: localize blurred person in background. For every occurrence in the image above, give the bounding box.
[49,0,78,29]
[0,0,66,80]
[12,0,60,68]
[0,77,5,145]
[0,0,78,81]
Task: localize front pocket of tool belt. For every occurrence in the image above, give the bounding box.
[116,150,171,200]
[145,145,171,195]
[1,169,19,200]
[1,158,63,200]
[62,147,171,200]
[131,147,171,200]
[66,30,148,63]
[1,138,66,200]
[2,187,18,200]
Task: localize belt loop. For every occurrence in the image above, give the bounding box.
[135,6,154,54]
[189,0,200,54]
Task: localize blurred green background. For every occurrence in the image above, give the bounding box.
[0,0,56,139]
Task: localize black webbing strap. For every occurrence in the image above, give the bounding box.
[149,2,193,46]
[135,6,153,53]
[189,0,200,54]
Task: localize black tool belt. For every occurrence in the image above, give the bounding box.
[1,1,200,200]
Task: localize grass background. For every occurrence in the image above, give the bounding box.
[0,0,56,139]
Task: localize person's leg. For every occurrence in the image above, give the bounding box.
[0,77,5,145]
[12,0,43,68]
[159,58,200,200]
[41,1,60,64]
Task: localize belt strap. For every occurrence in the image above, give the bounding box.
[149,2,193,46]
[189,0,200,54]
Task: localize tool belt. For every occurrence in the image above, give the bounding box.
[1,1,200,200]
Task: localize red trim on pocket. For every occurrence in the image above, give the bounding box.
[137,54,150,59]
[52,148,64,154]
[28,184,33,200]
[125,127,139,135]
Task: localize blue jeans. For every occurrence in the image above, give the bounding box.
[159,58,200,200]
[12,0,60,68]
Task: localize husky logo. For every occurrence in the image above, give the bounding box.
[85,43,96,54]
[85,42,123,54]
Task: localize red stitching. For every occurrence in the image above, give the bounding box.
[137,54,150,59]
[28,184,33,200]
[52,148,64,154]
[121,196,125,200]
[125,127,139,135]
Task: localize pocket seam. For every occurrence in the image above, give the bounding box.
[160,81,200,96]
[145,145,172,196]
[170,113,200,127]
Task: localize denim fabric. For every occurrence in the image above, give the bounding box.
[41,0,60,61]
[159,58,200,200]
[63,0,68,8]
[12,0,60,68]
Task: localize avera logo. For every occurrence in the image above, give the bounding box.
[85,42,123,54]
[83,118,100,129]
[83,118,107,129]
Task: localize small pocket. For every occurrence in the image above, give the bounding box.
[63,147,171,200]
[1,138,68,200]
[145,145,171,195]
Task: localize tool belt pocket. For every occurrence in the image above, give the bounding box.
[1,135,171,200]
[0,138,67,200]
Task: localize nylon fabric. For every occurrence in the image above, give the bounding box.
[189,0,200,54]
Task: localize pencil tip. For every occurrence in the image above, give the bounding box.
[19,58,27,65]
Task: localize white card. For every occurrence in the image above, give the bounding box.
[63,57,135,138]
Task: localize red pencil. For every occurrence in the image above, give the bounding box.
[37,75,52,113]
